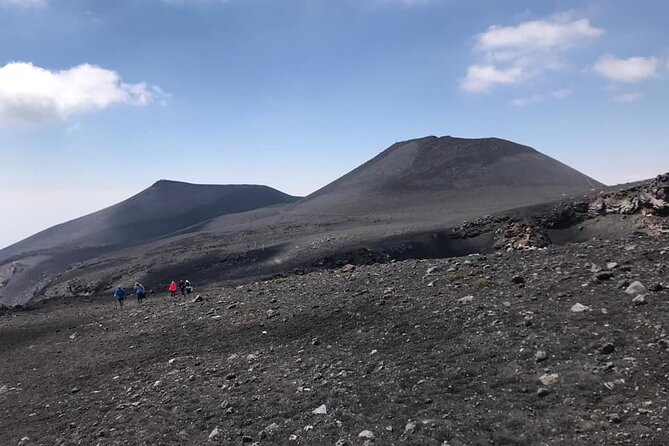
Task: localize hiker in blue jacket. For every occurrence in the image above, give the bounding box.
[113,286,127,309]
[134,282,146,304]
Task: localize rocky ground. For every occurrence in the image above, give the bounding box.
[1,228,668,445]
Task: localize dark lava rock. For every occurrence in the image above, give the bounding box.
[537,388,550,397]
[600,343,616,355]
[608,413,622,424]
[595,272,614,281]
[511,275,525,284]
[648,283,664,292]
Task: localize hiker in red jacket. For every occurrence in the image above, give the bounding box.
[168,281,177,297]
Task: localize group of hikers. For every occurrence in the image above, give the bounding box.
[112,279,193,308]
[169,279,194,297]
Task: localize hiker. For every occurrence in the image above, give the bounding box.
[168,281,177,297]
[185,279,193,295]
[113,286,127,309]
[134,282,146,304]
[179,280,187,297]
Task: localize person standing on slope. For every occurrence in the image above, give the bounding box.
[168,281,177,298]
[179,280,187,297]
[134,282,146,304]
[113,286,127,309]
[184,279,193,295]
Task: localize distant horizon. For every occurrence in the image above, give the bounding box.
[2,0,668,248]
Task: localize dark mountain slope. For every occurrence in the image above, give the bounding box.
[1,136,607,307]
[0,181,299,262]
[0,181,298,306]
[292,136,602,216]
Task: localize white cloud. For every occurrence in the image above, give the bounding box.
[477,17,603,52]
[551,88,572,99]
[460,64,525,92]
[461,14,603,93]
[0,0,46,9]
[613,92,643,103]
[0,62,164,126]
[594,54,659,83]
[510,94,544,107]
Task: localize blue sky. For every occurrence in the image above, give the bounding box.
[1,0,668,248]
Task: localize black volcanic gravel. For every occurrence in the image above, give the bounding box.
[1,233,668,446]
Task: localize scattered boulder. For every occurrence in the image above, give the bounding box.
[511,275,525,284]
[404,421,417,434]
[537,387,550,397]
[632,294,648,306]
[625,281,646,295]
[457,295,474,304]
[594,272,614,281]
[539,373,559,386]
[260,423,280,438]
[208,427,221,441]
[534,350,549,363]
[191,294,203,303]
[607,413,622,424]
[425,266,440,276]
[341,264,356,273]
[600,343,616,355]
[312,404,327,415]
[358,430,375,439]
[570,303,589,313]
[648,283,664,292]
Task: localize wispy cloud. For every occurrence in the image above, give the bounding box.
[0,0,46,9]
[613,92,643,103]
[0,62,165,126]
[594,54,659,83]
[461,14,603,93]
[551,87,572,99]
[510,88,572,107]
[510,94,544,107]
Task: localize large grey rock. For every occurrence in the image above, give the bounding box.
[312,404,327,415]
[570,303,589,313]
[358,430,375,439]
[208,427,220,441]
[539,373,559,386]
[625,281,646,295]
